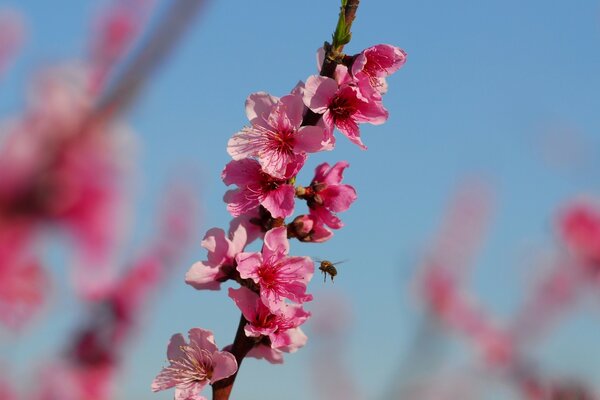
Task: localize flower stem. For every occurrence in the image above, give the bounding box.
[302,0,361,127]
[211,314,256,400]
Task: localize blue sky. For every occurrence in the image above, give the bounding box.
[4,1,600,399]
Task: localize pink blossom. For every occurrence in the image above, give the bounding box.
[0,64,131,299]
[222,158,295,218]
[303,74,388,149]
[185,221,250,291]
[152,328,237,400]
[299,161,357,230]
[558,199,600,265]
[228,92,330,179]
[351,44,407,95]
[229,286,309,353]
[235,227,313,309]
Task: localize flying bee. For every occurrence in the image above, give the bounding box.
[315,259,346,283]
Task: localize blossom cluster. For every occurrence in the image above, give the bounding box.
[413,189,600,399]
[0,0,154,331]
[153,43,406,399]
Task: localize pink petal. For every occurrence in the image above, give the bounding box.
[228,286,260,322]
[322,161,349,185]
[202,228,228,265]
[272,327,308,353]
[235,252,263,281]
[336,117,366,149]
[152,368,176,392]
[321,185,357,213]
[166,333,186,363]
[313,162,331,183]
[222,159,262,186]
[312,207,344,229]
[188,328,218,354]
[175,383,206,400]
[245,92,278,129]
[261,184,295,218]
[224,188,259,217]
[260,148,305,180]
[229,212,263,246]
[185,262,222,291]
[281,256,314,286]
[262,226,290,259]
[279,94,305,128]
[295,126,329,153]
[227,127,261,160]
[303,75,337,114]
[354,98,388,126]
[247,344,284,364]
[210,351,238,383]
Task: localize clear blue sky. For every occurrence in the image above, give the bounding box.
[4,1,600,399]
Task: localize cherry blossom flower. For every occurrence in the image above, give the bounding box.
[222,158,295,218]
[227,92,329,179]
[297,161,357,230]
[303,74,388,149]
[229,286,309,353]
[235,227,313,310]
[152,328,237,400]
[351,44,407,95]
[185,221,250,291]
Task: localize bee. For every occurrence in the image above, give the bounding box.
[316,259,346,283]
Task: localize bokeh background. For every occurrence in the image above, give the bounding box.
[3,0,600,399]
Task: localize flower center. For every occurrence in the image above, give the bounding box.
[166,345,213,386]
[330,96,353,121]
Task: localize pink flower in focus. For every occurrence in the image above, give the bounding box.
[185,221,250,291]
[152,328,237,400]
[228,92,330,179]
[303,74,388,149]
[222,158,295,218]
[235,227,314,309]
[559,200,600,265]
[351,44,407,95]
[229,286,309,353]
[300,161,357,230]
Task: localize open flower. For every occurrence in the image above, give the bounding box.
[229,286,309,353]
[152,328,237,400]
[222,158,295,218]
[235,227,313,310]
[303,75,388,149]
[185,220,250,291]
[227,92,329,179]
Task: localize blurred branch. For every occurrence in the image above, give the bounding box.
[94,0,207,121]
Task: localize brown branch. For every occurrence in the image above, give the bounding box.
[302,0,361,126]
[211,314,257,400]
[210,2,363,399]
